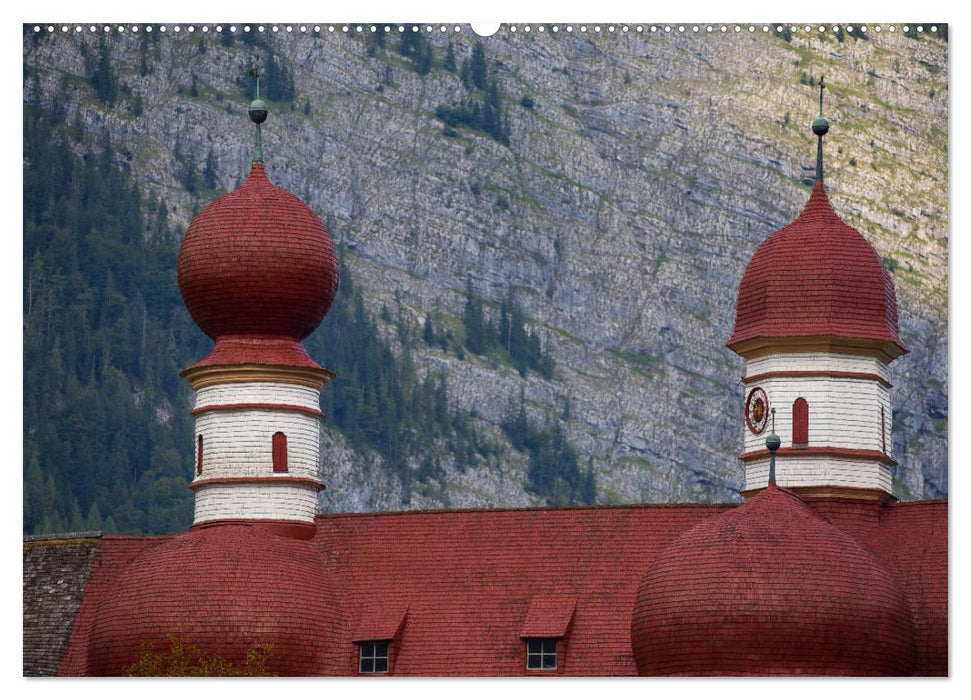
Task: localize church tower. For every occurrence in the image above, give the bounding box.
[177,67,339,530]
[727,80,907,502]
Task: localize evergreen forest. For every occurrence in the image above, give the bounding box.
[23,77,591,535]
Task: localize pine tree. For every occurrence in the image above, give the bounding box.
[203,148,218,190]
[469,42,488,90]
[444,43,456,72]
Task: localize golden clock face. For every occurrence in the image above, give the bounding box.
[746,387,769,434]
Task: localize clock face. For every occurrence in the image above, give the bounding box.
[745,387,769,435]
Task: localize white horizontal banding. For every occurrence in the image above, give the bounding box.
[194,382,321,412]
[193,410,321,481]
[743,353,892,455]
[742,377,891,455]
[745,352,891,381]
[193,482,319,523]
[741,351,895,496]
[744,456,893,493]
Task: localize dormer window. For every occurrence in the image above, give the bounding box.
[525,638,558,670]
[358,641,389,674]
[520,597,575,673]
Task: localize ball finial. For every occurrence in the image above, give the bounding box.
[812,116,829,136]
[249,98,268,124]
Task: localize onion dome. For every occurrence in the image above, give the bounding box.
[631,486,917,676]
[727,182,905,357]
[177,162,339,363]
[87,524,344,676]
[728,78,905,360]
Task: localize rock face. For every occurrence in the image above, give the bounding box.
[23,26,948,510]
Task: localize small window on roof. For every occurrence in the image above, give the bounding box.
[526,638,557,670]
[359,641,389,674]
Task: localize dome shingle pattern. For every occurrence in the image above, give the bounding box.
[631,486,917,676]
[728,182,905,355]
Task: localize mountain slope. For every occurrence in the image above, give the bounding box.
[22,25,947,530]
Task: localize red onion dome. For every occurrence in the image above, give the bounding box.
[728,182,906,358]
[631,486,917,676]
[178,162,339,342]
[87,524,345,676]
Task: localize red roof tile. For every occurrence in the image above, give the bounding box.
[728,182,906,356]
[520,597,576,638]
[68,524,346,677]
[177,162,339,347]
[631,486,918,676]
[58,499,946,677]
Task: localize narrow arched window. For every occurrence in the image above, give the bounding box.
[272,432,288,472]
[792,398,809,447]
[197,435,204,475]
[881,406,887,454]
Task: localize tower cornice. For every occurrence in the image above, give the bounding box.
[181,363,335,391]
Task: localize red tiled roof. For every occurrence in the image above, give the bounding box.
[520,597,576,638]
[59,536,169,676]
[631,486,918,676]
[57,499,946,677]
[862,500,948,676]
[728,182,906,355]
[177,162,339,346]
[187,334,323,370]
[351,603,409,642]
[70,524,346,676]
[313,503,730,676]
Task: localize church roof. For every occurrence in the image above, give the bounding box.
[728,182,906,358]
[51,498,946,677]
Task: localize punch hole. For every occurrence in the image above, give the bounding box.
[472,23,500,37]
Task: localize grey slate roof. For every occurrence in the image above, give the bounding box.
[23,533,101,676]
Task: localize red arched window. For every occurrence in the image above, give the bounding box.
[197,435,204,475]
[792,398,809,447]
[272,432,288,472]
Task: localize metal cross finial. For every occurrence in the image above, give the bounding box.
[811,75,830,184]
[248,56,263,100]
[247,58,268,162]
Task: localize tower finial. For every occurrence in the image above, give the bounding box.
[766,407,780,487]
[811,75,829,184]
[247,56,268,163]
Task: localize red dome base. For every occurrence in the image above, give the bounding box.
[87,524,344,676]
[631,486,917,676]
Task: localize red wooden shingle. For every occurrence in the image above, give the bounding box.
[177,162,339,345]
[728,182,906,354]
